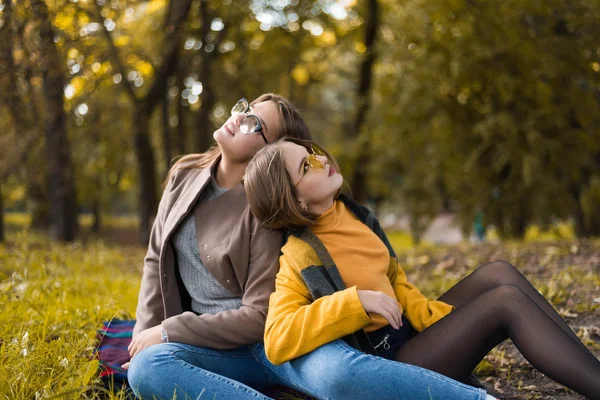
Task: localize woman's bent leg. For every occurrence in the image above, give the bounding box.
[128,343,273,400]
[249,341,487,400]
[397,284,600,400]
[438,260,590,353]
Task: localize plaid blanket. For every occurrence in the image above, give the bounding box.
[96,319,135,393]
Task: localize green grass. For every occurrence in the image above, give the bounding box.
[1,218,596,399]
[0,231,144,399]
[5,212,139,231]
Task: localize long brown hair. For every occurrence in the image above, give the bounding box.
[164,93,312,185]
[244,137,342,230]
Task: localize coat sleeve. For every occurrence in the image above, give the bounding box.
[393,261,454,332]
[263,255,371,365]
[161,220,282,349]
[132,173,176,338]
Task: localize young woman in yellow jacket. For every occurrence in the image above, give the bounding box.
[244,137,600,400]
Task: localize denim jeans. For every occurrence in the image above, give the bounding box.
[127,340,488,400]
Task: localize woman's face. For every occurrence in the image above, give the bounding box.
[281,142,343,213]
[214,99,280,162]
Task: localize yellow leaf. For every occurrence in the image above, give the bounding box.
[101,61,113,74]
[114,36,131,47]
[119,176,134,191]
[77,12,90,26]
[355,42,367,53]
[135,60,154,77]
[79,359,99,386]
[54,11,74,31]
[315,31,337,47]
[67,48,79,59]
[69,76,85,95]
[8,186,26,202]
[147,0,168,15]
[291,66,310,86]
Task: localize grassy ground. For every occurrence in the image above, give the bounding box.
[395,239,600,399]
[1,217,599,399]
[0,230,143,399]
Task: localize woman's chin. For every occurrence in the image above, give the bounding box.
[333,174,344,189]
[213,128,232,143]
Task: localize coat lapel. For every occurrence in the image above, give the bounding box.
[162,161,215,243]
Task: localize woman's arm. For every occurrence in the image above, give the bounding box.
[264,255,371,365]
[393,261,455,332]
[160,222,282,349]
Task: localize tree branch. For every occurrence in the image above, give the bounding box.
[92,1,137,102]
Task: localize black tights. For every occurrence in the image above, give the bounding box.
[394,261,600,399]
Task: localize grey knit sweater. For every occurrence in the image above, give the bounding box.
[170,178,243,315]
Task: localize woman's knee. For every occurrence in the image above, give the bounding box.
[290,341,365,394]
[486,284,531,315]
[127,344,172,397]
[475,260,520,285]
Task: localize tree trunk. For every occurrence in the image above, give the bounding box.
[28,180,50,229]
[196,85,216,152]
[176,68,187,155]
[570,184,588,238]
[92,199,101,234]
[349,0,379,204]
[177,96,187,155]
[32,0,78,241]
[133,107,158,244]
[162,95,172,170]
[0,0,45,238]
[195,0,214,152]
[0,181,4,243]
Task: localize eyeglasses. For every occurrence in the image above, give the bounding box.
[231,98,268,144]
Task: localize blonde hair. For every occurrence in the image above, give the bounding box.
[244,137,341,230]
[164,93,312,185]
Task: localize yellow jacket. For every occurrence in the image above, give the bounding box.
[264,204,455,365]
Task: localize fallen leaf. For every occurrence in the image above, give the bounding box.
[521,384,538,391]
[558,308,578,318]
[417,255,430,265]
[434,257,456,272]
[493,380,504,393]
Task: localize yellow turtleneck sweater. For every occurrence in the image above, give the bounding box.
[312,200,396,332]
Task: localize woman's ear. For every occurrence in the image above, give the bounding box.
[298,199,309,212]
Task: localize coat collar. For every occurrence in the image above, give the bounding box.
[162,157,218,241]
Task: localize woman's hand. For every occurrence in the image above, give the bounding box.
[357,290,403,329]
[121,325,163,370]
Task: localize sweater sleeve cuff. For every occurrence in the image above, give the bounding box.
[346,286,371,323]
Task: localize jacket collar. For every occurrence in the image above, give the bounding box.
[163,157,218,241]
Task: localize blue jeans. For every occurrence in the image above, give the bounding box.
[127,340,488,400]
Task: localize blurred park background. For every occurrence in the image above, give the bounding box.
[1,0,600,399]
[1,0,600,245]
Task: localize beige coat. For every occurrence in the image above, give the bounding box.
[132,158,282,349]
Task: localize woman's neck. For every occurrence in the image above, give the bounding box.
[310,198,335,216]
[214,155,247,189]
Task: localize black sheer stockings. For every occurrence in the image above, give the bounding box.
[394,261,600,400]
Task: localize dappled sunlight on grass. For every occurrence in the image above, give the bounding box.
[385,230,434,253]
[0,231,144,399]
[5,212,139,231]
